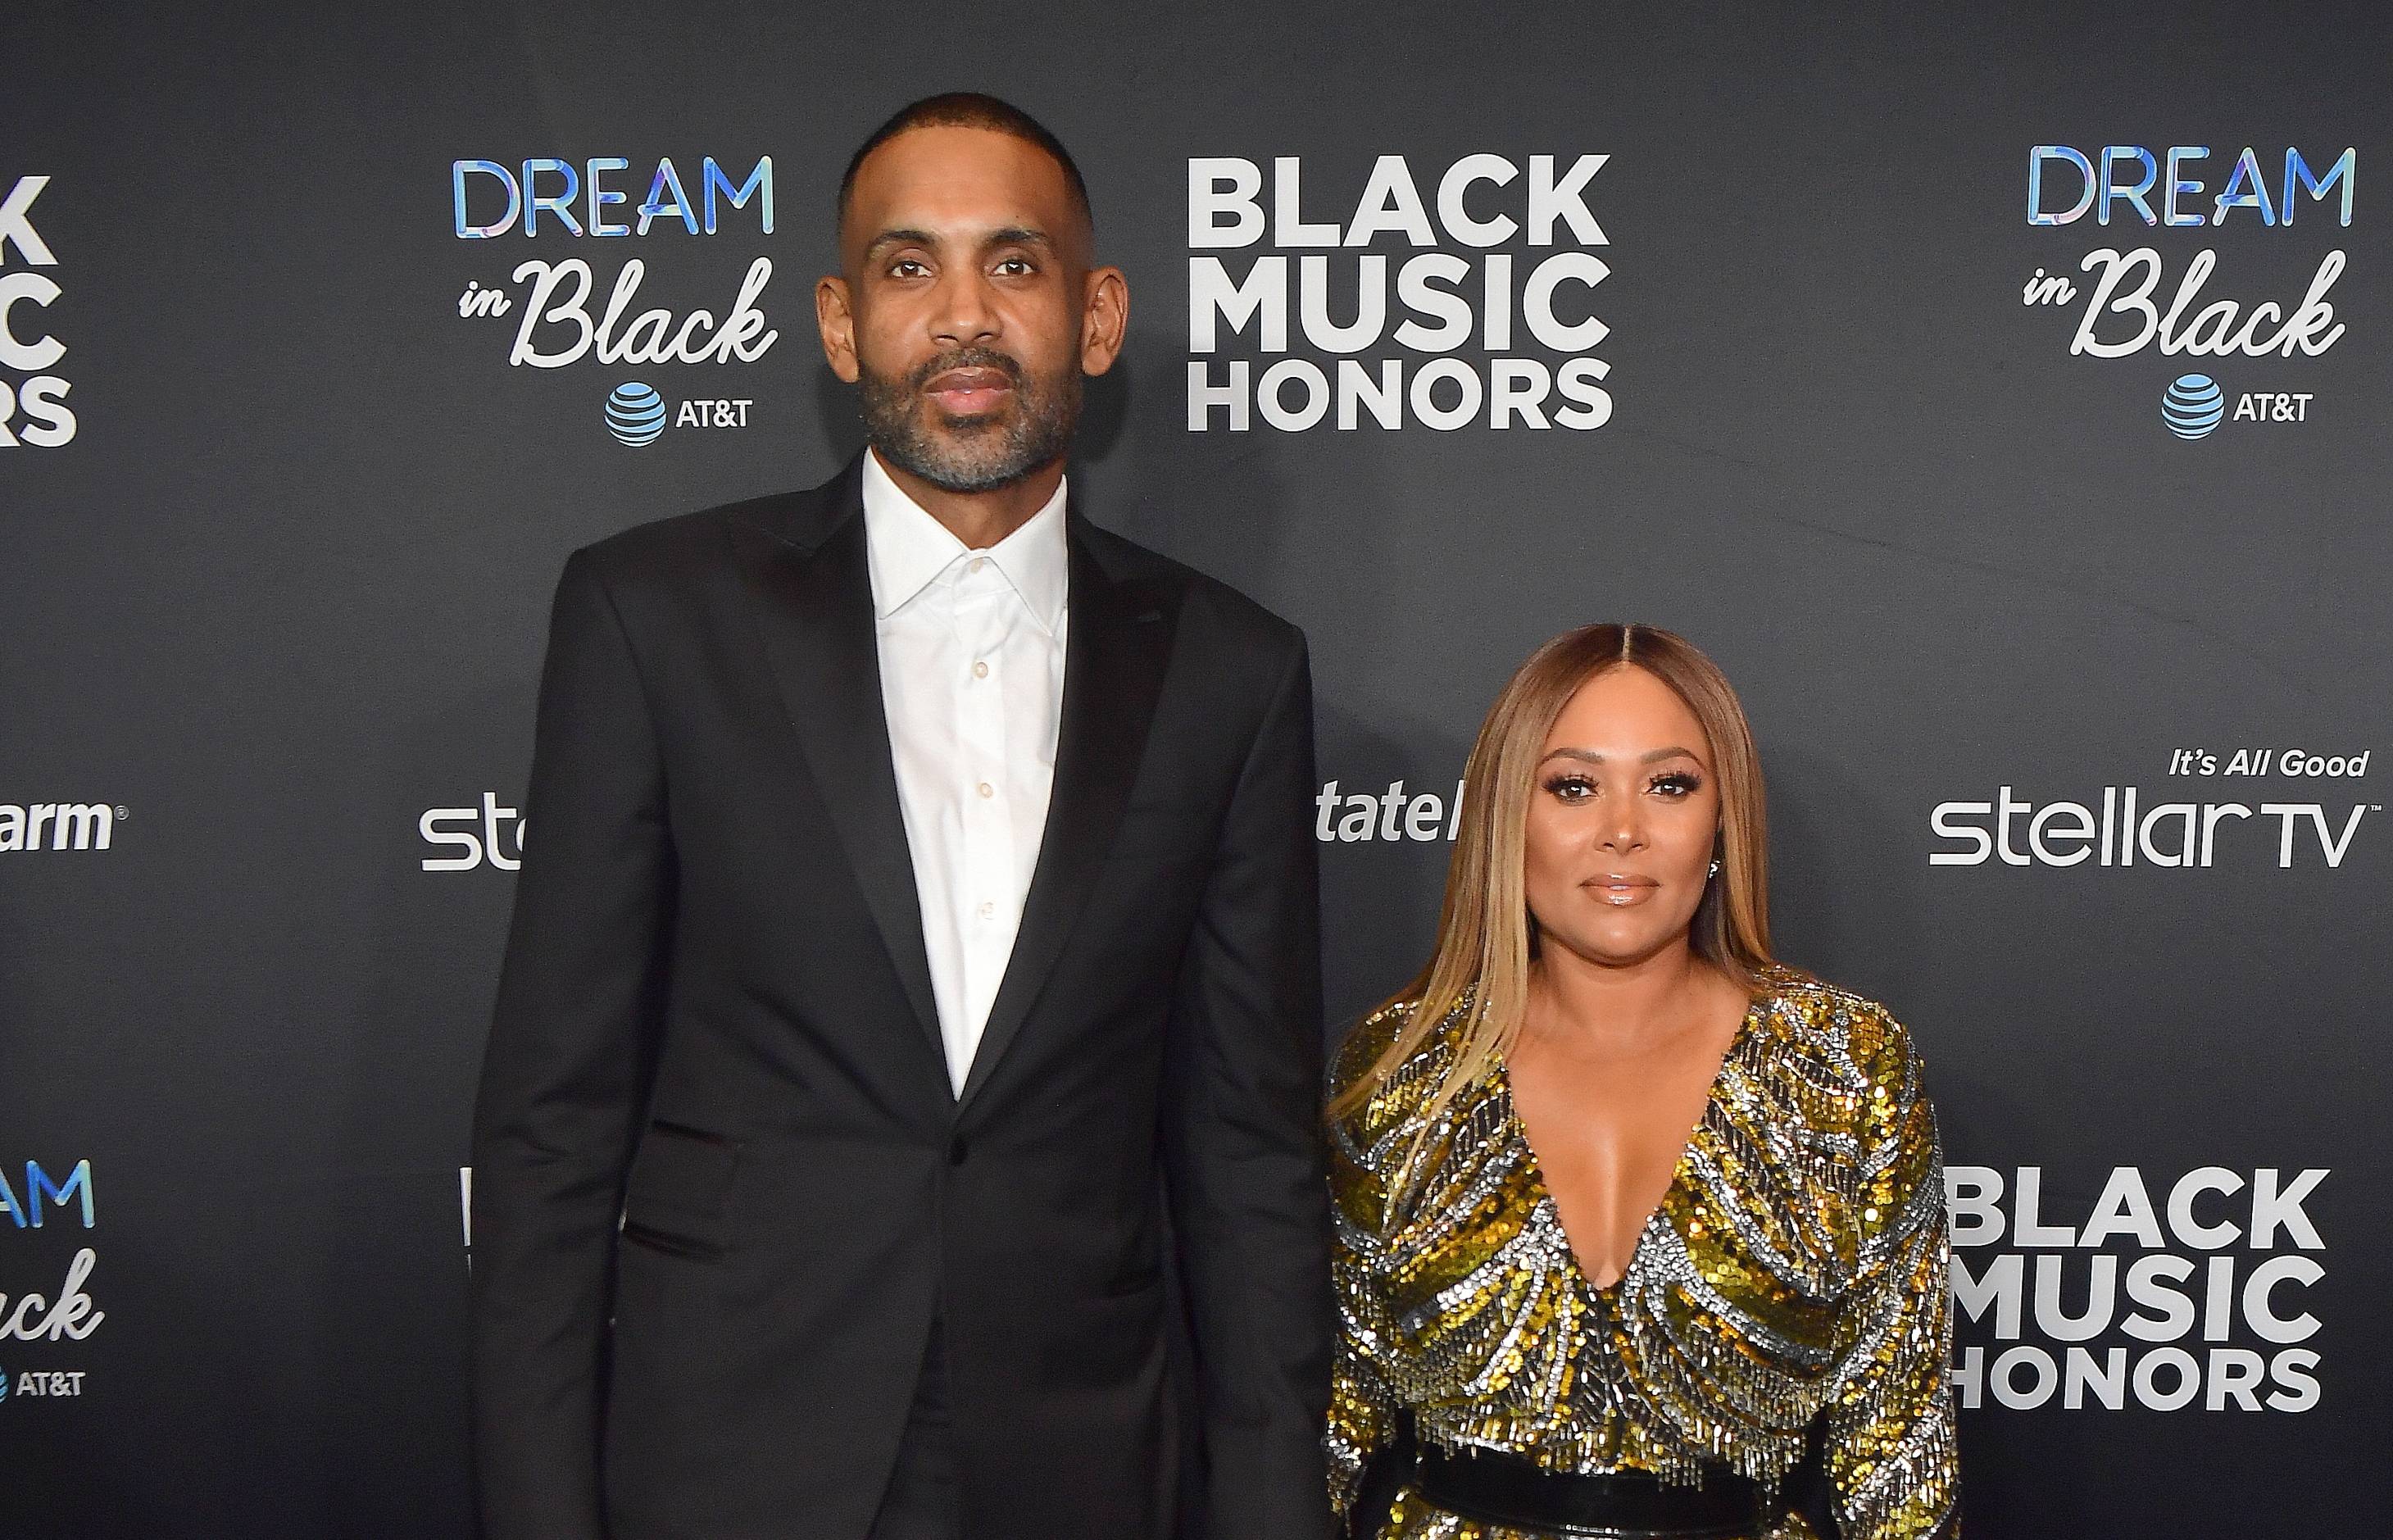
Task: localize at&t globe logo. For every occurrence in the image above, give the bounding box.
[2163,373,2224,439]
[605,381,666,446]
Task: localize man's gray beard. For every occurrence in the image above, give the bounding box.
[858,350,1080,494]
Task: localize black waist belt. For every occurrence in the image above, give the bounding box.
[1415,1445,1787,1539]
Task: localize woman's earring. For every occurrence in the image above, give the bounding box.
[1707,858,1723,879]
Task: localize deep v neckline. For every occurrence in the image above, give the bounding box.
[1497,997,1764,1296]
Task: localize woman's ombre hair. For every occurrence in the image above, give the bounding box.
[1329,625,1779,1129]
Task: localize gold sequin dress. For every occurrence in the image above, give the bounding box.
[1327,970,1959,1539]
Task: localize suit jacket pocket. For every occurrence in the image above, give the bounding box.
[618,1118,741,1262]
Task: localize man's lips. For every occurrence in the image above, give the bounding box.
[923,367,1015,414]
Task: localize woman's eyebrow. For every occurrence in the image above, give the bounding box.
[1537,745,1702,765]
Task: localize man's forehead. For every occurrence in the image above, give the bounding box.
[852,128,1074,211]
[847,126,1083,243]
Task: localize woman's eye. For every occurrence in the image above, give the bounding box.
[1544,775,1596,802]
[1649,772,1701,797]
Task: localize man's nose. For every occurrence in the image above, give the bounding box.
[930,268,999,347]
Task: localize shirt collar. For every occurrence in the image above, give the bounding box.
[861,448,1069,633]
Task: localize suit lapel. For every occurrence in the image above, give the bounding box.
[959,516,1176,1108]
[733,467,946,1070]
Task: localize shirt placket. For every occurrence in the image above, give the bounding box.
[951,560,1019,1035]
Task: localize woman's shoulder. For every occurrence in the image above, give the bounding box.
[1746,965,1929,1104]
[1327,991,1470,1145]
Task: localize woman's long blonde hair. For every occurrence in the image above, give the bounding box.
[1328,624,1780,1128]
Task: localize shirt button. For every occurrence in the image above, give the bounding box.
[978,901,995,919]
[977,781,994,798]
[972,660,989,679]
[968,557,986,574]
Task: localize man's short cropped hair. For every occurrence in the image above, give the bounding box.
[837,92,1094,238]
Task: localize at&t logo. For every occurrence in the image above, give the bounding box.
[2163,375,2222,438]
[3,1370,87,1398]
[607,382,665,445]
[602,380,753,446]
[2158,373,2314,440]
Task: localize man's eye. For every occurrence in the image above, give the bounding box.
[994,257,1034,275]
[889,258,929,279]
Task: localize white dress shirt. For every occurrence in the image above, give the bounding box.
[862,449,1069,1095]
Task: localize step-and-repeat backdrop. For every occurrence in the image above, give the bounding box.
[6,3,2385,1533]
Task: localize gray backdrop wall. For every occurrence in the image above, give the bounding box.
[5,2,2386,1533]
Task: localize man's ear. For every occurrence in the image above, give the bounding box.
[816,274,860,384]
[1078,265,1128,377]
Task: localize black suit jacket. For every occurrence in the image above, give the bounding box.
[469,457,1333,1540]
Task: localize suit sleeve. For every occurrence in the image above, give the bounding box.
[470,548,675,1540]
[1161,630,1335,1540]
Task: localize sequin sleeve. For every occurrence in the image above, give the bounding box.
[1824,1005,1963,1540]
[1328,1141,1401,1515]
[1323,1007,1412,1516]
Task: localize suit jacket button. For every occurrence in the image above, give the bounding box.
[947,1133,968,1167]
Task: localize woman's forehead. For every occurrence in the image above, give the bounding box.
[1545,666,1709,752]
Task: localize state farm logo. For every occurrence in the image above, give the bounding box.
[1314,778,1463,843]
[0,801,120,852]
[420,793,524,871]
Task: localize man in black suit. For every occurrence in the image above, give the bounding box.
[468,93,1333,1540]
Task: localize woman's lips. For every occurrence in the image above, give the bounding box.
[1586,874,1660,906]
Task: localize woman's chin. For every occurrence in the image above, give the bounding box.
[1540,922,1692,974]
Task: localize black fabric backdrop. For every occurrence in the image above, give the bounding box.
[4,2,2386,1533]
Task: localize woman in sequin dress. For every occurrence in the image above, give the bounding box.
[1326,625,1959,1540]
